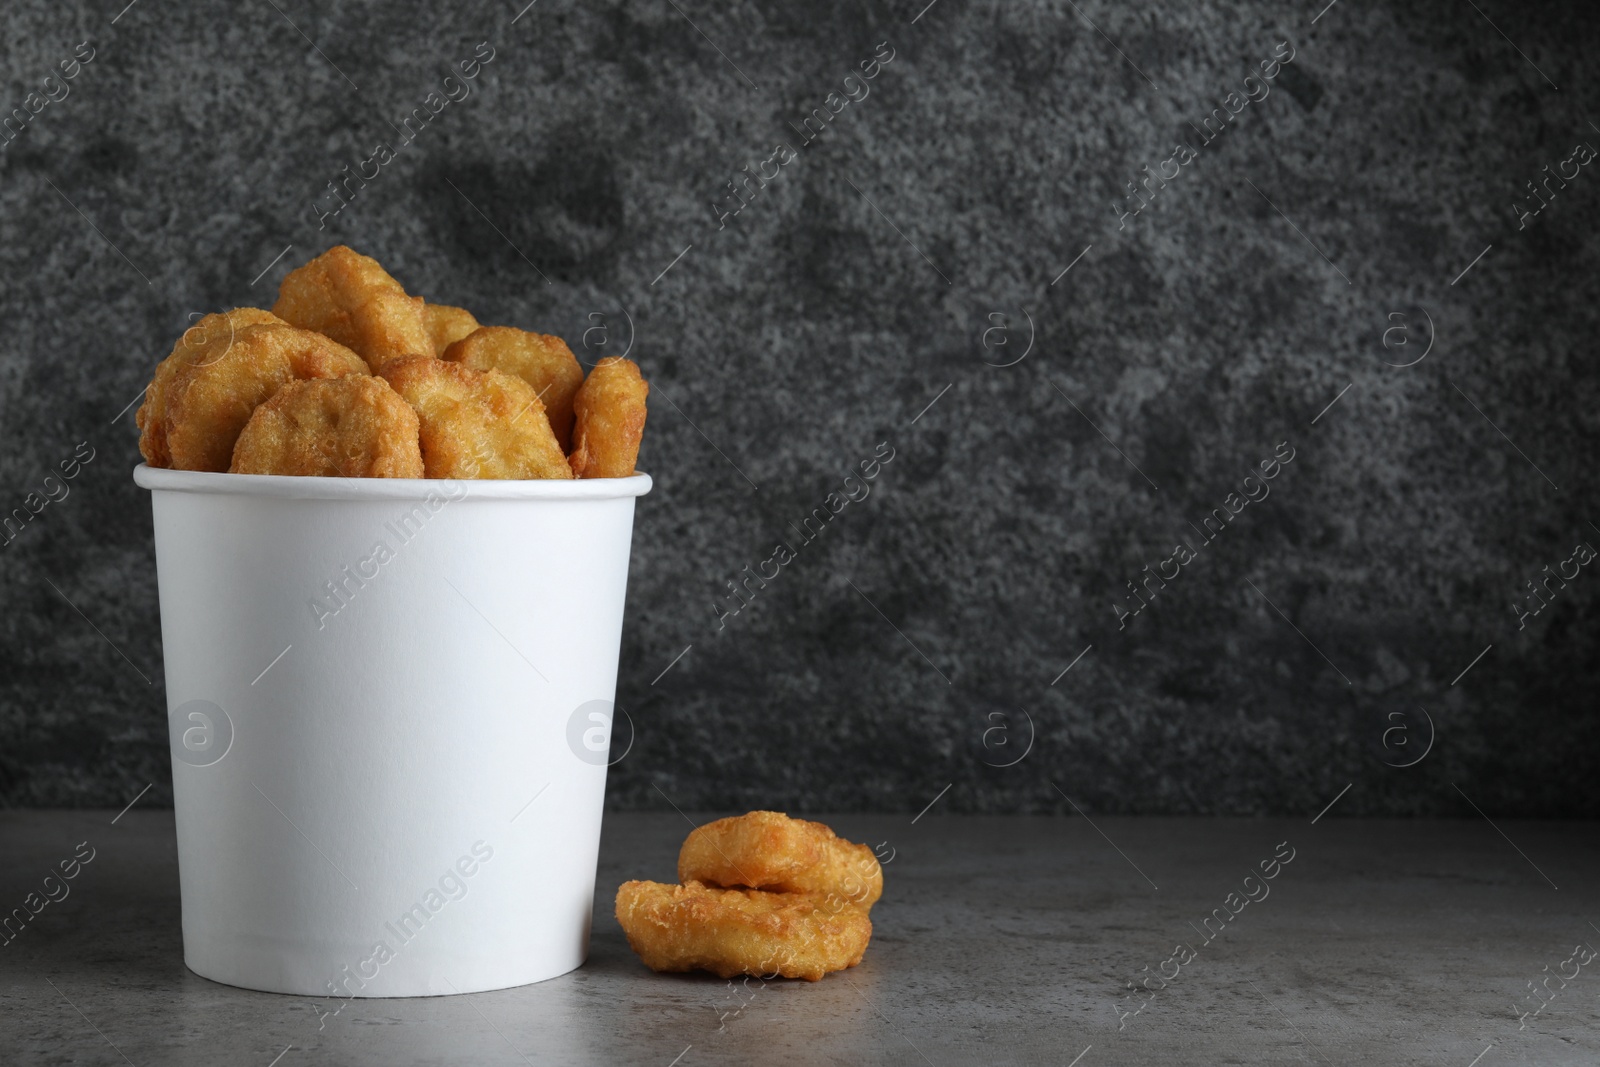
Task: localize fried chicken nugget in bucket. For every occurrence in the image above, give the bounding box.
[424,303,480,356]
[162,325,370,473]
[443,326,584,451]
[615,880,871,981]
[679,811,883,911]
[137,307,285,469]
[230,376,423,478]
[568,357,648,479]
[273,245,431,371]
[380,357,572,479]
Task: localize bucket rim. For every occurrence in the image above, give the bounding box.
[133,464,652,501]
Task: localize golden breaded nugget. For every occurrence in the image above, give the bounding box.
[680,812,883,911]
[230,376,422,478]
[163,325,369,472]
[379,357,572,480]
[273,245,430,371]
[425,303,480,357]
[568,357,647,478]
[443,326,583,451]
[615,880,871,981]
[137,308,285,468]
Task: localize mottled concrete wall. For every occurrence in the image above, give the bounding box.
[1,0,1595,814]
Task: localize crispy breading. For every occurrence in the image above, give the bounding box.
[137,307,285,469]
[136,250,654,479]
[679,811,883,911]
[230,376,422,478]
[273,245,431,371]
[379,357,572,480]
[161,324,369,473]
[442,326,584,451]
[424,303,480,357]
[614,880,871,981]
[568,357,647,478]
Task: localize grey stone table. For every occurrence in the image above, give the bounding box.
[2,811,1596,1066]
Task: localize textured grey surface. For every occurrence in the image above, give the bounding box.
[3,810,1599,1065]
[0,1,1597,814]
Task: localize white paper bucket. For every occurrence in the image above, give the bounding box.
[133,464,651,997]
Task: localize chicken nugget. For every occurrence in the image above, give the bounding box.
[443,326,584,451]
[163,325,369,472]
[424,303,480,357]
[137,307,285,468]
[568,357,648,478]
[679,811,883,911]
[379,357,571,479]
[615,880,871,981]
[273,245,431,371]
[231,376,422,478]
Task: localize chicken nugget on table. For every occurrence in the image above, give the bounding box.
[273,245,431,372]
[424,303,480,357]
[379,357,571,480]
[615,880,871,982]
[159,324,369,473]
[443,326,584,451]
[679,811,883,911]
[230,376,423,478]
[137,307,285,469]
[568,357,648,479]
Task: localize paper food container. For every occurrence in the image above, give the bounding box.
[133,465,651,997]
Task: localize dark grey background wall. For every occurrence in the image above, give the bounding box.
[2,0,1596,816]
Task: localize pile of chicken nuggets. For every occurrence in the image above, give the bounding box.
[136,246,648,480]
[616,811,883,982]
